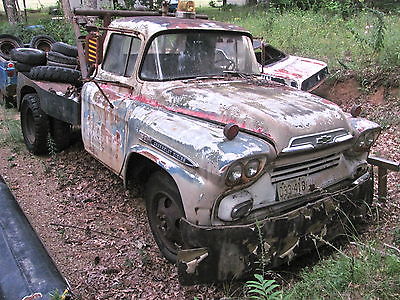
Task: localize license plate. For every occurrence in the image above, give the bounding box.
[277,176,309,201]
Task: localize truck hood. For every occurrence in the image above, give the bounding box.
[261,55,327,82]
[144,80,350,153]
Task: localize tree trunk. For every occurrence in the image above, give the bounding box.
[3,0,20,24]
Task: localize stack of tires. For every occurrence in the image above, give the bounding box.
[10,48,47,73]
[24,42,82,86]
[0,34,56,60]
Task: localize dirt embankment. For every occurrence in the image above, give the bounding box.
[0,79,399,299]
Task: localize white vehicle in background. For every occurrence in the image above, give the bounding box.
[253,40,329,91]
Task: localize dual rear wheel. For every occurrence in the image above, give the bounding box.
[20,93,71,154]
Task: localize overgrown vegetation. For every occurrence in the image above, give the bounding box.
[0,9,74,45]
[283,241,400,299]
[198,3,400,87]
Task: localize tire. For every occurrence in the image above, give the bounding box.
[15,62,32,72]
[28,66,81,85]
[20,93,49,155]
[145,171,185,263]
[47,61,78,70]
[50,118,71,152]
[10,48,47,65]
[0,34,23,60]
[47,51,78,65]
[51,42,78,58]
[30,35,56,52]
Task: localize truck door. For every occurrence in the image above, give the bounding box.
[81,33,142,174]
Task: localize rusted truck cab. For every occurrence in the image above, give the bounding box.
[79,16,380,283]
[16,12,381,284]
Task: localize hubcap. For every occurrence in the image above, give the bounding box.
[153,194,183,254]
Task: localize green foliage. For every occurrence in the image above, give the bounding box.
[0,17,74,45]
[349,8,387,53]
[284,242,400,299]
[49,288,70,300]
[0,108,23,148]
[198,6,399,86]
[246,274,283,299]
[37,19,75,45]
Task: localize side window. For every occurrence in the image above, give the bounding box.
[102,33,141,77]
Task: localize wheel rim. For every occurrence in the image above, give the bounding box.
[24,108,36,144]
[0,41,17,56]
[36,40,51,52]
[151,193,183,255]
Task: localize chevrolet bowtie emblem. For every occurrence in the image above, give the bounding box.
[316,135,333,144]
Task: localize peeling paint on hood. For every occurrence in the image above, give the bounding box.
[141,80,350,153]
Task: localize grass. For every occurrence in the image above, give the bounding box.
[283,241,400,299]
[0,105,23,149]
[198,6,400,85]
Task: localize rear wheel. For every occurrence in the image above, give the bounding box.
[50,118,71,152]
[145,171,185,263]
[20,93,49,155]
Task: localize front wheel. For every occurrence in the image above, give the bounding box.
[145,171,185,263]
[20,93,49,154]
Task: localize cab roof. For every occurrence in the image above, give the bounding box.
[109,16,249,38]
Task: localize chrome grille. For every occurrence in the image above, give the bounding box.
[271,153,341,183]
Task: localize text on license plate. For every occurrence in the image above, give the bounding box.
[277,176,309,201]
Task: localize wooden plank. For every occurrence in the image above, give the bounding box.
[367,156,400,172]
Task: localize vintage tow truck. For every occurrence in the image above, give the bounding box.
[15,3,388,284]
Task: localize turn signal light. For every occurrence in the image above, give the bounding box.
[224,123,239,140]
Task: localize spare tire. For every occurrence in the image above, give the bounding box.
[47,51,78,65]
[28,66,81,85]
[51,42,78,58]
[10,48,47,65]
[30,35,56,52]
[0,34,23,59]
[47,61,78,69]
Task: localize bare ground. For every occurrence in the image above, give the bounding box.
[0,79,399,299]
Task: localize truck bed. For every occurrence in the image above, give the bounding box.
[17,72,81,125]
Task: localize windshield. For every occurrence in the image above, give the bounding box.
[141,31,260,81]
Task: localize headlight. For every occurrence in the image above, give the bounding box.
[353,129,380,152]
[225,158,264,186]
[226,163,243,185]
[245,159,260,178]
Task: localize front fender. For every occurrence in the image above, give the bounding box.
[124,105,275,225]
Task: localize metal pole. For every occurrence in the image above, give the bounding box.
[377,167,387,201]
[61,0,88,78]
